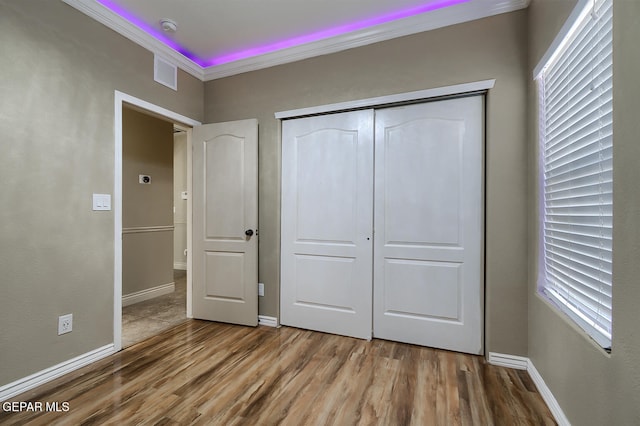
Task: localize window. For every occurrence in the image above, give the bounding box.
[535,0,613,350]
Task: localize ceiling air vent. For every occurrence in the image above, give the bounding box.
[154,55,177,91]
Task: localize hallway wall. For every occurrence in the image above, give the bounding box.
[122,107,174,297]
[173,132,188,270]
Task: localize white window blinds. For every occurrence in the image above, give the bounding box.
[536,0,613,349]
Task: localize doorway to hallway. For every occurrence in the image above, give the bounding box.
[113,91,201,351]
[120,107,189,348]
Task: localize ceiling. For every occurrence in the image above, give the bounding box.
[62,0,528,81]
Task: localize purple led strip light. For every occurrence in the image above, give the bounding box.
[97,0,468,68]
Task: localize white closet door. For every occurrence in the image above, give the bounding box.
[373,97,484,354]
[280,110,374,339]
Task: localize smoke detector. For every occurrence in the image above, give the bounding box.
[159,18,177,33]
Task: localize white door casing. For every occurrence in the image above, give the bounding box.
[373,97,483,354]
[192,119,259,326]
[280,110,374,339]
[114,91,202,351]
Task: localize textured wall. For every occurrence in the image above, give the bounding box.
[122,107,174,296]
[0,0,202,385]
[204,10,529,356]
[528,0,640,423]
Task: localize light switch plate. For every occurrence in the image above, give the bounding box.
[92,194,111,211]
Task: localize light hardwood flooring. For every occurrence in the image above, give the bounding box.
[1,321,556,425]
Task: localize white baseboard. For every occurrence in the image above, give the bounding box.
[258,315,279,327]
[0,344,115,401]
[122,282,174,307]
[488,352,570,426]
[526,358,571,426]
[173,262,187,270]
[488,352,528,370]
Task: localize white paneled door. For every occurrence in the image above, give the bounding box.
[280,110,374,339]
[373,97,483,354]
[192,119,258,326]
[280,96,483,354]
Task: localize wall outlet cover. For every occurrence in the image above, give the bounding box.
[139,175,151,184]
[58,314,73,335]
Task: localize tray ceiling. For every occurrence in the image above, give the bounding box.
[62,0,529,80]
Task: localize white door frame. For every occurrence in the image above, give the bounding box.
[113,91,201,351]
[275,80,496,119]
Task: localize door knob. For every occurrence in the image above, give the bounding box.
[245,229,254,237]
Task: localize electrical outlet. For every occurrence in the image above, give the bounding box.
[58,314,73,335]
[258,283,265,297]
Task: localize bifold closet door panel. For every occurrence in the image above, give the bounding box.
[373,97,484,354]
[280,110,374,340]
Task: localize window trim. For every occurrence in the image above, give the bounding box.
[534,0,613,351]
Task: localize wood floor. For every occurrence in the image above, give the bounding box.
[1,320,555,425]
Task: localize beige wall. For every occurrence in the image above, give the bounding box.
[5,0,637,420]
[205,10,529,355]
[0,0,203,385]
[173,132,188,269]
[528,0,640,423]
[122,107,174,295]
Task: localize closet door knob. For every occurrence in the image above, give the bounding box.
[245,229,254,237]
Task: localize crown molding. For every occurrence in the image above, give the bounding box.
[61,0,529,82]
[61,0,205,80]
[203,0,529,80]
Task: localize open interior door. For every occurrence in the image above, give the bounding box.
[192,119,258,326]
